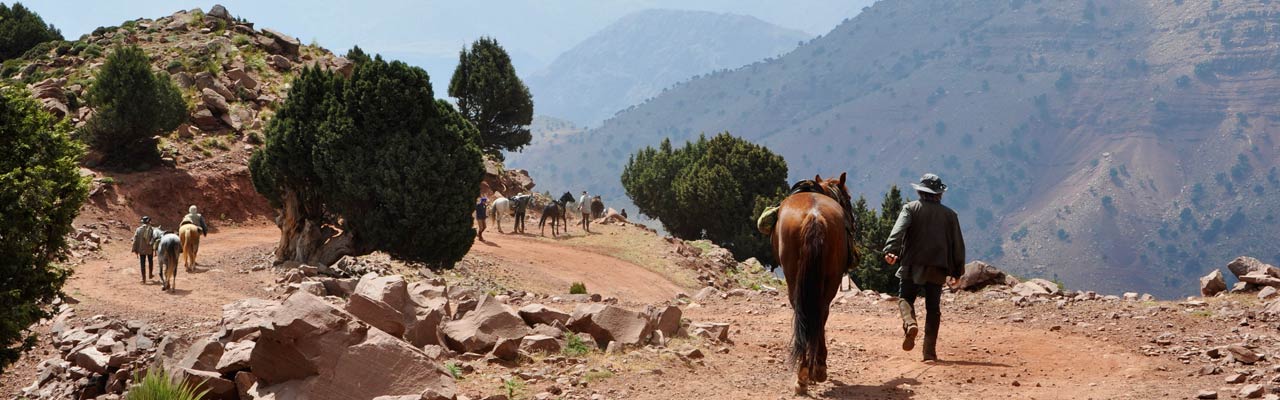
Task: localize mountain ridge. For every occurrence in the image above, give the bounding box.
[508,0,1280,298]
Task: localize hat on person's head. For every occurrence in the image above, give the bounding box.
[141,216,151,223]
[189,205,198,214]
[480,197,488,203]
[911,173,948,194]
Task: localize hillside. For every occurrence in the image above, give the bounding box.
[508,0,1280,298]
[521,9,809,126]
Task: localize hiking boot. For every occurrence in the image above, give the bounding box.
[898,299,918,351]
[922,331,938,361]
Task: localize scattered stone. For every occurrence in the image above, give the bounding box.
[1228,257,1280,288]
[1241,384,1265,399]
[1197,390,1218,399]
[955,261,1019,290]
[567,303,655,349]
[441,295,531,354]
[519,304,571,327]
[520,335,562,354]
[689,322,731,342]
[1200,270,1227,297]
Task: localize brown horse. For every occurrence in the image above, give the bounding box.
[179,223,201,272]
[771,173,854,395]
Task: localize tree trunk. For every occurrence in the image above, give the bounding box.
[273,189,362,267]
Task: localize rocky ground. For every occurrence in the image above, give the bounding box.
[9,216,1280,399]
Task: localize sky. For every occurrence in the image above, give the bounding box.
[23,0,871,94]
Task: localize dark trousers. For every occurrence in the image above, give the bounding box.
[138,254,153,279]
[514,211,526,232]
[900,279,942,348]
[581,213,591,232]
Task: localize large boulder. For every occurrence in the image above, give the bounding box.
[207,4,231,21]
[955,261,1018,290]
[201,88,230,114]
[249,292,456,399]
[220,298,279,342]
[566,304,654,349]
[1011,278,1060,297]
[177,336,224,372]
[175,368,238,400]
[345,274,411,337]
[1227,257,1280,288]
[261,28,301,57]
[647,305,682,338]
[518,304,570,327]
[441,295,531,354]
[1201,269,1227,297]
[519,335,561,354]
[404,281,449,348]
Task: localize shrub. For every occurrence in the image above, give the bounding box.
[79,45,188,168]
[500,377,525,399]
[621,133,788,261]
[250,52,484,267]
[232,34,252,46]
[82,43,102,58]
[562,333,591,357]
[569,282,587,294]
[125,367,209,400]
[443,362,462,379]
[0,87,89,373]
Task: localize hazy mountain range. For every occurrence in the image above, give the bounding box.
[508,0,1280,297]
[524,9,810,126]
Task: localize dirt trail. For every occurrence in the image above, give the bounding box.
[65,223,281,321]
[11,221,1192,400]
[624,300,1179,400]
[467,231,687,304]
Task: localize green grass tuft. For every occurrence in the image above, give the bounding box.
[126,367,209,400]
[562,332,591,357]
[569,281,587,295]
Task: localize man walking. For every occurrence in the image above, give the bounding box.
[578,190,592,233]
[131,216,157,283]
[475,197,489,241]
[883,173,965,361]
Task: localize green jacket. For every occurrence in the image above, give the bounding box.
[883,199,966,285]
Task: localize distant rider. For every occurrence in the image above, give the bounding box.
[883,173,966,362]
[511,193,532,233]
[131,216,157,283]
[181,205,208,236]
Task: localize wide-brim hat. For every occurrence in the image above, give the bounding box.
[911,173,947,194]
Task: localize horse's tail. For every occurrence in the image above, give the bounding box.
[790,212,826,367]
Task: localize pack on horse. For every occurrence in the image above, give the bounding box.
[589,196,605,219]
[770,173,858,395]
[539,191,575,237]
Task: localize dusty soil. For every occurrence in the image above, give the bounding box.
[0,217,1262,400]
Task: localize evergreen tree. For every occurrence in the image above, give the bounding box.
[448,37,533,159]
[0,2,62,61]
[852,185,907,293]
[80,45,187,168]
[0,87,88,373]
[622,132,787,261]
[251,52,484,267]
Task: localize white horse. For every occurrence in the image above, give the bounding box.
[488,197,513,233]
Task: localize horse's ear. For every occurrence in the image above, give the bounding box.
[814,174,822,182]
[839,172,847,186]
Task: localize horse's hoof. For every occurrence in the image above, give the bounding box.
[794,382,808,396]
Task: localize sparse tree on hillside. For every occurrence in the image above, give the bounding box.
[0,87,89,373]
[621,132,787,261]
[851,185,906,293]
[0,2,62,61]
[448,37,533,160]
[80,45,187,168]
[250,52,485,267]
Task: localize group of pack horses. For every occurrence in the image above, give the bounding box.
[487,191,605,237]
[492,174,858,395]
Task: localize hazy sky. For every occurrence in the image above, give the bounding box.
[24,1,871,94]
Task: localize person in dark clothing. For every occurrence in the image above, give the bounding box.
[883,173,966,361]
[131,216,157,283]
[475,197,489,241]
